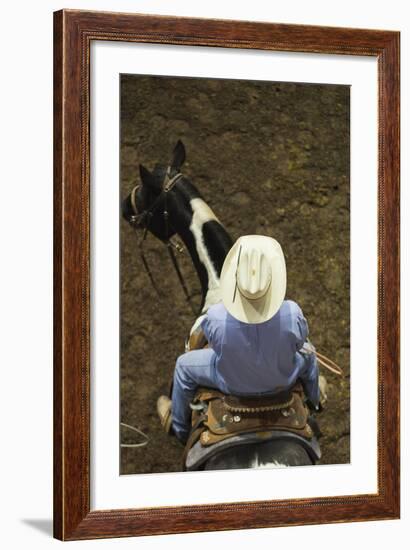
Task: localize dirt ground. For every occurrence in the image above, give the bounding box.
[120,74,350,474]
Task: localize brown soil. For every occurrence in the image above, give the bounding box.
[120,75,350,474]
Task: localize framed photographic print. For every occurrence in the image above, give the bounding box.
[54,9,400,540]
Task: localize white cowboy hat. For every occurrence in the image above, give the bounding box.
[220,235,286,324]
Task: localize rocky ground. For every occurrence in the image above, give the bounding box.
[120,74,350,474]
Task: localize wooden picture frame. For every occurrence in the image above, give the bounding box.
[53,9,400,540]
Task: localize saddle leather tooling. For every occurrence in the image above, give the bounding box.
[182,383,314,469]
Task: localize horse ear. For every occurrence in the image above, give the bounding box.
[171,140,186,171]
[139,164,157,188]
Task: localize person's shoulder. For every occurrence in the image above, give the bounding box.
[279,299,303,318]
[275,300,307,338]
[207,301,228,321]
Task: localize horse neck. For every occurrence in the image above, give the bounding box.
[172,180,233,313]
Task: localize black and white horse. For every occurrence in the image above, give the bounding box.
[122,140,320,470]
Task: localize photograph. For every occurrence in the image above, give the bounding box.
[120,74,350,475]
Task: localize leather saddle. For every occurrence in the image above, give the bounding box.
[183,383,318,470]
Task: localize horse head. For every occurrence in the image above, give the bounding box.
[122,140,186,242]
[122,139,233,312]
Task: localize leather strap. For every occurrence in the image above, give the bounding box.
[181,412,207,470]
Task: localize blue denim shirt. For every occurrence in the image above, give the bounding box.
[201,300,319,406]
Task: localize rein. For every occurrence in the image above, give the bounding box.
[128,170,200,316]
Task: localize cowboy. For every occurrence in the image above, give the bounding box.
[157,235,320,443]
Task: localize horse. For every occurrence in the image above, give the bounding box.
[122,140,320,470]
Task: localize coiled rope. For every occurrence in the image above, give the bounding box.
[120,422,149,448]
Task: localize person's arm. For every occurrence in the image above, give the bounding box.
[299,352,320,410]
[186,307,217,351]
[188,319,208,350]
[294,310,308,352]
[293,307,320,409]
[200,313,212,344]
[199,303,224,356]
[186,314,208,351]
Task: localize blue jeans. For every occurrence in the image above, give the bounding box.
[171,348,225,443]
[171,348,320,443]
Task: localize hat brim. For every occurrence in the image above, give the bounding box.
[220,236,286,324]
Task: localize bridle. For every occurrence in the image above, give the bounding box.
[128,168,199,315]
[129,168,182,229]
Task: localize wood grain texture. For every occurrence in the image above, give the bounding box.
[53,10,63,540]
[53,9,400,541]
